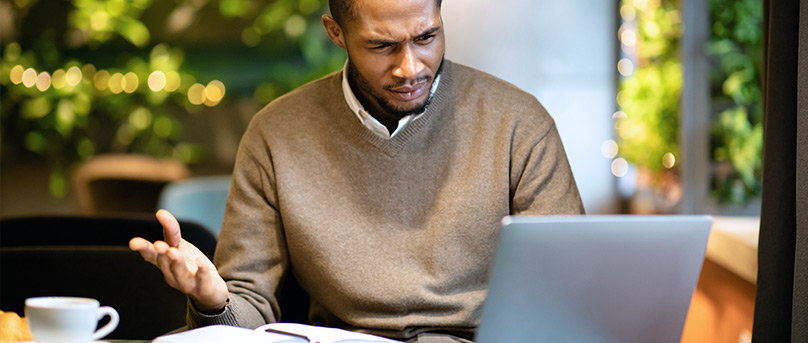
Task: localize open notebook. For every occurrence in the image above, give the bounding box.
[153,323,403,343]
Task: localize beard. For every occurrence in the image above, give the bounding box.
[348,56,445,120]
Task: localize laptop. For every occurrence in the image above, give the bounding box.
[475,215,712,343]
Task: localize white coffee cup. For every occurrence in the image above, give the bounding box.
[25,297,119,343]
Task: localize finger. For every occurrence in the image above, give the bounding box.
[168,248,196,294]
[154,240,170,254]
[129,238,158,265]
[154,245,178,288]
[156,209,182,248]
[156,255,178,288]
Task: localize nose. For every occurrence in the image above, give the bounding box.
[392,44,424,80]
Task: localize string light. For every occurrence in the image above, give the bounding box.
[109,73,124,94]
[35,72,51,91]
[187,83,206,105]
[164,71,181,92]
[81,64,97,81]
[52,69,67,89]
[8,63,225,106]
[10,65,24,84]
[204,80,226,106]
[94,70,110,90]
[22,68,37,87]
[148,71,167,91]
[66,66,82,86]
[123,72,139,93]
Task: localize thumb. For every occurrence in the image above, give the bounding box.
[156,209,182,248]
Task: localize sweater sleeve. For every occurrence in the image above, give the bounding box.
[187,120,289,329]
[509,101,585,215]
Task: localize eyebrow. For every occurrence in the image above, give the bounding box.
[365,26,441,46]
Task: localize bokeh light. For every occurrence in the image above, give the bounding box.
[66,66,82,86]
[611,158,629,177]
[129,107,153,131]
[618,58,635,76]
[620,30,637,47]
[81,64,97,82]
[123,72,139,93]
[52,69,67,89]
[601,140,619,159]
[164,71,180,92]
[621,4,637,21]
[148,71,167,91]
[283,15,307,38]
[204,80,225,106]
[22,68,37,87]
[10,65,24,85]
[109,73,124,94]
[36,72,51,91]
[94,70,111,90]
[187,83,206,105]
[663,152,676,169]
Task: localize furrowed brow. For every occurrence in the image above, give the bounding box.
[366,37,401,46]
[365,26,441,45]
[418,26,440,37]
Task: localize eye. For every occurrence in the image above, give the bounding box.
[415,34,435,44]
[372,43,393,50]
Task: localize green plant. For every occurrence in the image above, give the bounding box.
[616,0,682,182]
[708,0,763,204]
[1,0,345,197]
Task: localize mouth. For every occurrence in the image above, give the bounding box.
[387,80,428,102]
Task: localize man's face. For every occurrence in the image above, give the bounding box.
[333,0,445,119]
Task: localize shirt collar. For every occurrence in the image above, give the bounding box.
[341,59,441,139]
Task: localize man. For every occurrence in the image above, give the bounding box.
[130,0,584,341]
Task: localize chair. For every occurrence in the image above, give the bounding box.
[0,215,217,340]
[72,154,190,214]
[157,175,232,237]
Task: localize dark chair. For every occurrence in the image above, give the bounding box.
[0,215,217,340]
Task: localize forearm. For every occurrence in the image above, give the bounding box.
[195,136,288,328]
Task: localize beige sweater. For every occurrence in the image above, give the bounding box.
[188,60,584,339]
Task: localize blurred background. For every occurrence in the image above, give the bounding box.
[0,0,765,341]
[0,0,762,216]
[0,0,762,218]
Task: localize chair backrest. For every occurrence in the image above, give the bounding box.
[157,175,231,237]
[0,215,217,340]
[72,154,190,214]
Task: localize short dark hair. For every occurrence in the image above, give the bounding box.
[329,0,443,27]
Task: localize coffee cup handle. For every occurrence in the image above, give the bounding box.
[92,306,119,340]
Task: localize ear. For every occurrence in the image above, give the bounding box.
[322,14,347,50]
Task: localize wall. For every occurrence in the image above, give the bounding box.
[442,0,619,213]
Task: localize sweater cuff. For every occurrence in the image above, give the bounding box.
[186,297,239,328]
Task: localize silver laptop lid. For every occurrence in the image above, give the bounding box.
[476,215,712,343]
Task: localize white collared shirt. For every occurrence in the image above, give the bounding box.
[341,60,441,139]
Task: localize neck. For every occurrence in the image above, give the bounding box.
[346,71,402,134]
